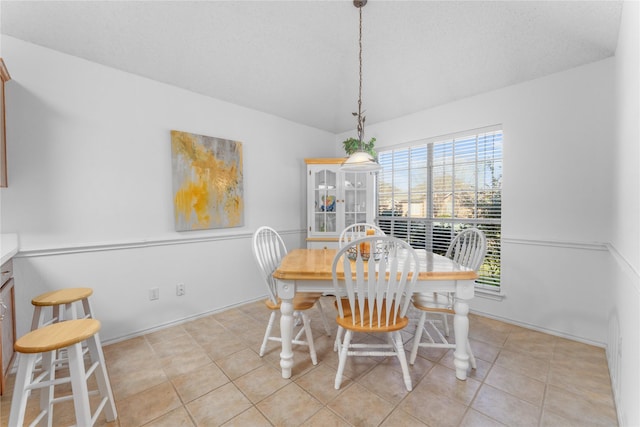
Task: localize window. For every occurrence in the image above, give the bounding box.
[376,126,503,291]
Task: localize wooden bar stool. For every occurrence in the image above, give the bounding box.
[9,319,117,426]
[31,287,94,330]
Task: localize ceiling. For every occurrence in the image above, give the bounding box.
[0,1,623,134]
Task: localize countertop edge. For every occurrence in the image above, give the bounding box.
[1,233,19,265]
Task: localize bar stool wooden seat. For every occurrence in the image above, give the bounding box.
[31,287,94,330]
[9,319,117,426]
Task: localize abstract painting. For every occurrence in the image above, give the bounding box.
[171,130,244,231]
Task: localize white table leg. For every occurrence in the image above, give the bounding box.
[453,299,470,380]
[277,280,295,379]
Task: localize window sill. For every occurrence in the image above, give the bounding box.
[474,287,505,301]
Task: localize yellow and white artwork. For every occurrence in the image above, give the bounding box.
[171,130,244,231]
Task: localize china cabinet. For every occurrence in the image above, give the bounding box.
[305,158,376,249]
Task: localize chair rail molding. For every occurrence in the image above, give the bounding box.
[606,242,640,289]
[15,229,307,258]
[502,237,608,251]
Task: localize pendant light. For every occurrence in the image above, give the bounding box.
[341,0,382,172]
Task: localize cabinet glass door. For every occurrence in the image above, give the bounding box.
[313,169,337,233]
[343,171,368,228]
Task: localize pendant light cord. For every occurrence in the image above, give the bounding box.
[357,5,364,145]
[342,0,381,172]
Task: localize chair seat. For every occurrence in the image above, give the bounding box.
[30,287,95,332]
[31,287,94,306]
[335,300,409,332]
[412,292,454,314]
[15,319,101,354]
[264,293,323,311]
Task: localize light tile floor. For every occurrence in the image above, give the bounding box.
[1,297,619,426]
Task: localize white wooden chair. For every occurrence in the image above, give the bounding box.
[334,223,387,350]
[252,226,330,364]
[332,235,420,390]
[338,222,385,248]
[408,227,487,367]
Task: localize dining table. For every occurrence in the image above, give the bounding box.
[272,247,478,381]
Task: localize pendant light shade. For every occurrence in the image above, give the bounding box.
[342,151,382,172]
[341,0,382,173]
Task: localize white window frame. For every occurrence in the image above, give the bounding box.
[376,125,503,295]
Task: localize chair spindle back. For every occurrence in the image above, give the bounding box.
[332,236,420,329]
[252,226,287,305]
[445,227,487,271]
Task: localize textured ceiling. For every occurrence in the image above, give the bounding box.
[0,1,623,134]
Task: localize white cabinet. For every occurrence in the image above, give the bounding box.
[305,158,376,249]
[1,258,15,395]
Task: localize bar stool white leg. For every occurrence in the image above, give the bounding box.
[9,353,38,427]
[52,305,60,324]
[40,349,55,427]
[67,341,92,426]
[86,333,117,421]
[31,306,43,331]
[82,297,94,320]
[63,301,79,323]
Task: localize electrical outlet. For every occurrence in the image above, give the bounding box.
[176,283,185,296]
[149,288,159,301]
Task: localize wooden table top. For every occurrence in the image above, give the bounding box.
[273,248,478,281]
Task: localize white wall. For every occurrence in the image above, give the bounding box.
[1,37,336,342]
[609,1,640,426]
[3,37,336,248]
[338,57,616,346]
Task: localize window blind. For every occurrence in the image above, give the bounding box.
[377,127,503,290]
